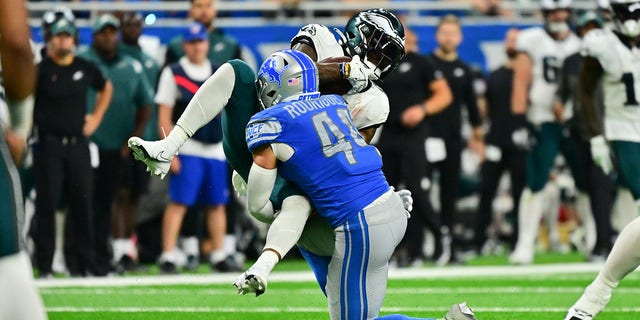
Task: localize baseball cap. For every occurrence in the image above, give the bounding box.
[50,18,76,36]
[93,14,120,33]
[576,10,603,28]
[183,23,208,42]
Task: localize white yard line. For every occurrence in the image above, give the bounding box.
[39,286,640,295]
[45,306,640,313]
[36,262,610,288]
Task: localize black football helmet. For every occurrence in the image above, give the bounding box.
[341,8,405,78]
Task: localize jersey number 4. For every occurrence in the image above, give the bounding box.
[312,109,367,165]
[621,73,639,106]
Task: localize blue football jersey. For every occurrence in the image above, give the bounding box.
[246,94,390,228]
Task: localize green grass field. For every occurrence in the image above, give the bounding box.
[38,254,640,320]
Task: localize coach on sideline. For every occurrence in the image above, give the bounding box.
[31,17,112,278]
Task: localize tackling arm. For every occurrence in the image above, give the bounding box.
[247,145,278,223]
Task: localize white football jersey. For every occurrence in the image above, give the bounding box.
[583,28,640,142]
[516,27,581,125]
[291,24,389,130]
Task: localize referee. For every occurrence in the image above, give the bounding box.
[31,17,112,277]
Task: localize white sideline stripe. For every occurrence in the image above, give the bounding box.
[36,262,609,288]
[46,306,640,313]
[39,287,640,295]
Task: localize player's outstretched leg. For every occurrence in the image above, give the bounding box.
[375,302,477,320]
[565,215,640,320]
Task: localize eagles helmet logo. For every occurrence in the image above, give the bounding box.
[259,57,289,87]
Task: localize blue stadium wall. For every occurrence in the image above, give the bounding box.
[31,23,537,73]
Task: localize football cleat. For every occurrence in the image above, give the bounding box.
[233,272,267,297]
[564,307,594,320]
[128,136,173,179]
[442,302,478,320]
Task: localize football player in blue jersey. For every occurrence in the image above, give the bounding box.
[241,49,476,320]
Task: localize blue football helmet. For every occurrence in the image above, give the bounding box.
[256,49,320,109]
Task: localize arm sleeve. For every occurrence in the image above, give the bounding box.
[174,62,236,137]
[246,163,277,223]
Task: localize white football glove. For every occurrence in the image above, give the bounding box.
[395,188,413,218]
[346,55,376,94]
[128,137,173,179]
[590,135,613,175]
[231,170,248,197]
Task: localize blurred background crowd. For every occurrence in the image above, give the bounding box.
[1,0,629,278]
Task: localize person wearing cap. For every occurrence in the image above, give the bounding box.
[78,13,154,275]
[556,11,613,262]
[164,0,241,66]
[32,16,113,278]
[154,22,237,274]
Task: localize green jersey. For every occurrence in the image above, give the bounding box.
[221,59,303,208]
[78,48,155,150]
[118,43,161,140]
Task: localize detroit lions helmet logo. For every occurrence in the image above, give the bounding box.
[258,57,289,87]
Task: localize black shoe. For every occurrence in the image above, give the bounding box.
[212,255,243,273]
[159,261,178,274]
[116,255,147,274]
[183,255,199,272]
[38,271,53,279]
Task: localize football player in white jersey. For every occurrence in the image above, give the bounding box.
[291,8,407,143]
[509,0,582,264]
[565,1,640,319]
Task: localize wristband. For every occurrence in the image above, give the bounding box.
[339,62,351,79]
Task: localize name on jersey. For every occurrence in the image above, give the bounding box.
[283,95,344,119]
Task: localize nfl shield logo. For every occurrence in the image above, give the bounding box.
[287,77,299,86]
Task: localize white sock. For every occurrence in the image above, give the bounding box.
[513,188,545,259]
[159,250,177,263]
[112,239,130,261]
[249,250,279,280]
[224,235,237,255]
[210,250,227,264]
[181,237,199,257]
